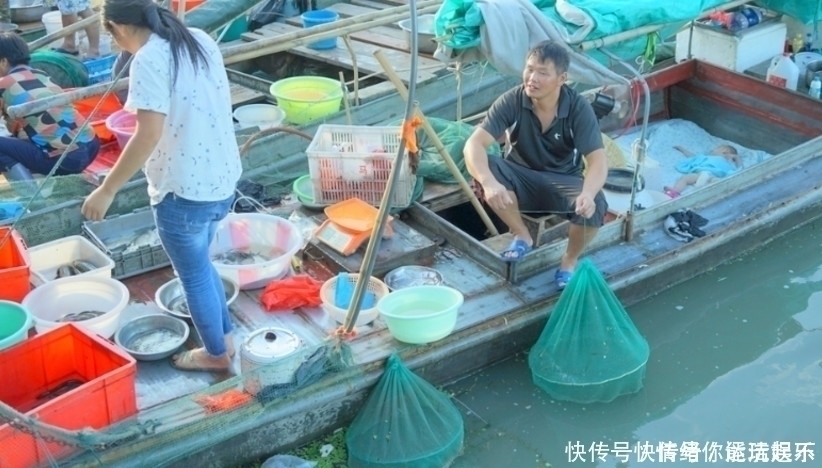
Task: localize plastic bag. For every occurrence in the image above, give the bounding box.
[260,275,323,310]
[347,353,464,468]
[528,258,650,403]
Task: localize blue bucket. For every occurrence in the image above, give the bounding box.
[301,9,339,50]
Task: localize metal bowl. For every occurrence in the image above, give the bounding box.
[10,0,45,23]
[155,276,239,319]
[11,5,45,23]
[383,265,444,291]
[115,314,190,361]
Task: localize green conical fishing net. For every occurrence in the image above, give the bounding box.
[388,117,501,185]
[346,353,464,468]
[528,258,650,403]
[30,50,89,89]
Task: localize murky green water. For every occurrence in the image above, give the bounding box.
[448,227,822,467]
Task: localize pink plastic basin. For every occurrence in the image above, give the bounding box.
[104,109,136,150]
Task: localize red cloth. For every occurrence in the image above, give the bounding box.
[260,275,323,311]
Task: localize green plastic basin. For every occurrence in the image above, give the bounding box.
[377,285,462,344]
[0,300,32,351]
[269,76,343,125]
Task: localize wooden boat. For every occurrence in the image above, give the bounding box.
[4,3,822,467]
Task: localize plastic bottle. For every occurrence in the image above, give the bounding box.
[728,7,763,31]
[810,76,821,99]
[766,53,800,91]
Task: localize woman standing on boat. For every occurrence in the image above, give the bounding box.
[81,0,242,372]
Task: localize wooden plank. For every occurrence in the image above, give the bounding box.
[229,82,268,107]
[419,181,468,212]
[283,4,410,51]
[244,22,441,83]
[350,0,397,9]
[303,214,438,277]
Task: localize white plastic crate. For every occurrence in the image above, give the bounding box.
[29,235,115,285]
[306,124,416,208]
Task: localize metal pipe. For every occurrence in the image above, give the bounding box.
[342,0,420,333]
[600,49,650,242]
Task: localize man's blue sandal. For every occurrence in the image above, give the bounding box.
[500,238,532,263]
[555,269,573,290]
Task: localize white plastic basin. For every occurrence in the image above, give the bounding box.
[233,104,285,130]
[22,276,129,338]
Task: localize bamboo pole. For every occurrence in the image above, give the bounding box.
[221,1,440,65]
[374,49,500,237]
[28,13,101,51]
[7,79,127,119]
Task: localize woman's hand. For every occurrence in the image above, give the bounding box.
[81,186,117,221]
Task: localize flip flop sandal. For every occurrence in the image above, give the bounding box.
[51,47,80,56]
[664,188,681,199]
[554,269,573,290]
[500,238,532,263]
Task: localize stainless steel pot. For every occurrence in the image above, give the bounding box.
[240,327,303,396]
[10,1,47,24]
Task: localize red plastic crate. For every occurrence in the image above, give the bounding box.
[0,323,137,468]
[0,227,30,302]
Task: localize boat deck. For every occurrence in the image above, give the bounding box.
[222,0,451,106]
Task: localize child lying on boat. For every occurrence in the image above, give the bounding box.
[663,144,741,198]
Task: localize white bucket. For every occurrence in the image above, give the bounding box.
[41,10,63,48]
[766,54,799,91]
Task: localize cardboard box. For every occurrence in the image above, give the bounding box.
[0,323,137,468]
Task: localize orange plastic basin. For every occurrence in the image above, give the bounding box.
[74,92,123,142]
[324,197,379,232]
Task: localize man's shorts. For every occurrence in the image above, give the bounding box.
[57,0,91,15]
[487,156,608,227]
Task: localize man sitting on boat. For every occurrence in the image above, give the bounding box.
[463,40,608,289]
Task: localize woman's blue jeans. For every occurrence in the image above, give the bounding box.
[153,193,234,357]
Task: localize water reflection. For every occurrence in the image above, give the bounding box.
[449,228,822,467]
